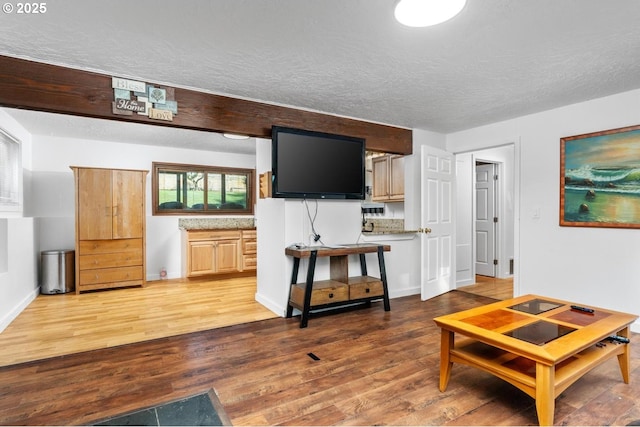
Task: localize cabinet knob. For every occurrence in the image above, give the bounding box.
[366,288,370,293]
[329,293,334,298]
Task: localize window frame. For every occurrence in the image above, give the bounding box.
[152,162,254,216]
[0,127,22,214]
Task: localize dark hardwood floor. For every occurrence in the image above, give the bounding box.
[1,290,638,426]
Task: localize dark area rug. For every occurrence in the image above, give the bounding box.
[94,389,231,426]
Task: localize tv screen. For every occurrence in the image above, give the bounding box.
[272,126,365,199]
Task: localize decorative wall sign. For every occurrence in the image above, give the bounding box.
[148,87,166,104]
[112,77,146,93]
[149,108,173,121]
[115,98,147,113]
[111,77,177,121]
[560,124,640,228]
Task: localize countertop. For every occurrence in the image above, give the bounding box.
[362,228,419,235]
[179,217,255,230]
[178,217,416,235]
[361,218,418,235]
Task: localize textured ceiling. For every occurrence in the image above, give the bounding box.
[2,0,640,150]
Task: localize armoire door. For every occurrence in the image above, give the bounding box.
[112,169,144,239]
[77,168,112,240]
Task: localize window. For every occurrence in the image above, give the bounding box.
[152,162,254,215]
[0,128,22,212]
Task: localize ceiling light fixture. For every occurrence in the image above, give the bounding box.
[394,0,466,27]
[223,133,250,140]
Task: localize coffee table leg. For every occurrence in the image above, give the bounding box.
[617,326,631,383]
[439,329,454,392]
[535,363,555,426]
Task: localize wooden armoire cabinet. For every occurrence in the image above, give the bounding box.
[71,166,148,293]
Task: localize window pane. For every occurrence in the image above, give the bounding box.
[158,170,186,209]
[224,174,248,209]
[207,173,222,208]
[157,170,205,210]
[185,172,204,209]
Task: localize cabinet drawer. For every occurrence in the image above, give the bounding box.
[187,230,241,241]
[79,252,143,270]
[79,266,143,285]
[242,254,256,270]
[79,239,142,255]
[290,280,349,306]
[349,277,383,299]
[242,239,257,254]
[241,229,256,239]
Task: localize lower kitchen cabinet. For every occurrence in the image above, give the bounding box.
[182,229,256,278]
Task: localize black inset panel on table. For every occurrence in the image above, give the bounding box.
[504,320,576,345]
[508,298,564,315]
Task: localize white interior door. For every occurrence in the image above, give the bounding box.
[475,163,496,277]
[420,145,455,300]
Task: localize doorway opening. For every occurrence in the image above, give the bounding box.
[454,144,516,296]
[475,161,498,278]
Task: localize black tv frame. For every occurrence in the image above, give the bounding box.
[271,126,366,200]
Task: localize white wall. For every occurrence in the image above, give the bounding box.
[255,137,288,314]
[0,110,37,332]
[446,89,640,332]
[30,134,256,282]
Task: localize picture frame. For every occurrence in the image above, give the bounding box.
[560,124,640,228]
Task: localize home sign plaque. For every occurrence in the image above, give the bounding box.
[111,76,177,121]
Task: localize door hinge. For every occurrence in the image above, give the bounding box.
[494,174,498,180]
[493,217,498,223]
[493,259,498,265]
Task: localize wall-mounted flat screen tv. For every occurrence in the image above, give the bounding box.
[271,126,365,200]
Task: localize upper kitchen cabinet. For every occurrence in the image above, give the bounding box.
[372,154,404,202]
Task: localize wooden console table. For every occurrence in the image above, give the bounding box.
[285,244,391,328]
[434,294,637,426]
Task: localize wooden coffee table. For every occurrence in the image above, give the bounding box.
[433,294,637,426]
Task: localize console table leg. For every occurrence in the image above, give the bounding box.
[286,257,301,318]
[359,253,367,276]
[300,251,317,328]
[377,245,391,311]
[535,363,555,426]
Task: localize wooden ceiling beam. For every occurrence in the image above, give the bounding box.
[0,55,412,154]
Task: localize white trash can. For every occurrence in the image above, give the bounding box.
[40,250,75,294]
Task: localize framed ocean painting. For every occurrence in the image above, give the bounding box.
[560,124,640,228]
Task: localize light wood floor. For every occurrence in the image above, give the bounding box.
[457,275,514,300]
[0,275,277,367]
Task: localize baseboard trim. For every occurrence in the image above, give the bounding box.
[0,286,39,333]
[254,292,285,317]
